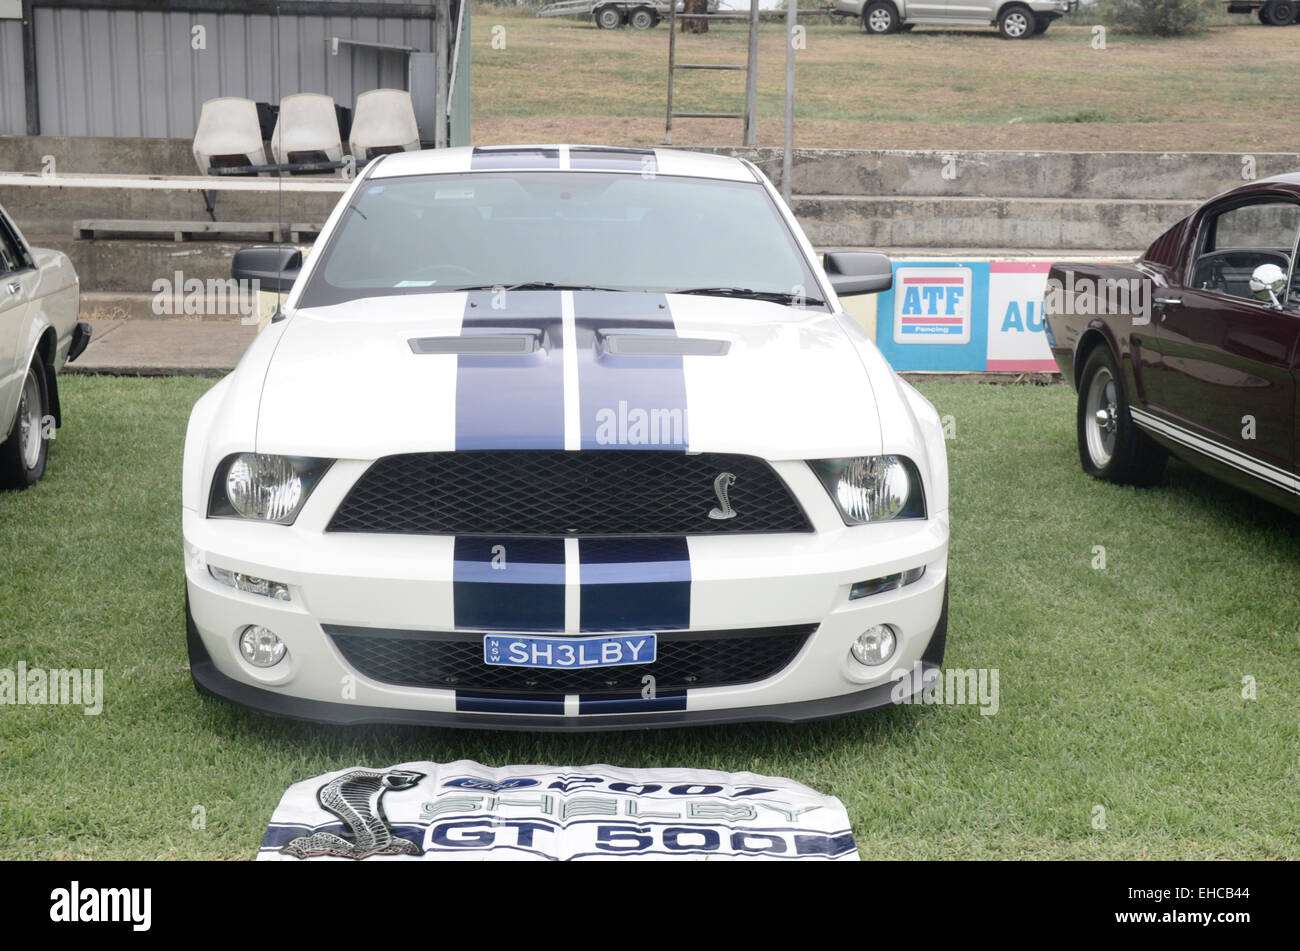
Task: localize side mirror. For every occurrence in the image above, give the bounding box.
[823,251,893,296]
[232,246,302,294]
[1249,262,1286,309]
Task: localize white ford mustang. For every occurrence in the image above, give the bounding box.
[182,145,950,730]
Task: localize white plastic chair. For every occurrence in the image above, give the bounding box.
[192,98,267,175]
[349,89,421,162]
[270,93,344,169]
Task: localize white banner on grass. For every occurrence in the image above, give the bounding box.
[258,760,858,861]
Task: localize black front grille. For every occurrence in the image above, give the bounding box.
[327,450,811,536]
[326,625,815,696]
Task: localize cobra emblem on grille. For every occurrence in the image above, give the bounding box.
[709,471,737,520]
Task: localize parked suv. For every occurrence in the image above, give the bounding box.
[835,0,1078,38]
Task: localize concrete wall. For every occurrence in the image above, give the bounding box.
[710,148,1300,201]
[792,195,1199,251]
[40,236,248,295]
[0,135,198,177]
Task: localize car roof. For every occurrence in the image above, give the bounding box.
[1206,171,1300,205]
[366,144,761,184]
[1256,172,1300,188]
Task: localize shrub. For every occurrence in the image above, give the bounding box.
[1098,0,1215,35]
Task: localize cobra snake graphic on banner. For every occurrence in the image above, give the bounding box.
[281,768,425,859]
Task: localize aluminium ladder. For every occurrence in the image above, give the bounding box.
[664,1,761,146]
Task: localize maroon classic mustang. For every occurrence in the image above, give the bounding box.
[1044,173,1300,514]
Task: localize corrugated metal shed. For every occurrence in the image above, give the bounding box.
[0,13,24,134]
[0,1,463,141]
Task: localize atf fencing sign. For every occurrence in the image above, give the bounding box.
[893,266,973,345]
[258,760,859,861]
[876,261,990,371]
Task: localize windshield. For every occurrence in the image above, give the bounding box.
[297,170,820,307]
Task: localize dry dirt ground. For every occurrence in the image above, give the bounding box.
[470,10,1298,152]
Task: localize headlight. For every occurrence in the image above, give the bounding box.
[208,453,332,524]
[810,455,925,524]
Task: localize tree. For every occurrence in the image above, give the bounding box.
[682,0,709,33]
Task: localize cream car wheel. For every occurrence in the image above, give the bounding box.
[0,357,50,489]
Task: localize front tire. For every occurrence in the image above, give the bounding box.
[998,4,1036,38]
[1076,347,1166,486]
[863,2,899,34]
[0,357,51,490]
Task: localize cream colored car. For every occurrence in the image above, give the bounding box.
[834,0,1077,38]
[0,204,88,489]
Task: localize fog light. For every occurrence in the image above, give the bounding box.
[850,624,897,666]
[210,565,290,601]
[239,625,287,668]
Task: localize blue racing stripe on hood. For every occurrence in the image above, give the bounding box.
[455,290,565,450]
[573,292,688,450]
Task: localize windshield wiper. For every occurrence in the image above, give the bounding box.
[670,286,825,307]
[444,281,634,293]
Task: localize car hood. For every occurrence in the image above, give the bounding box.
[255,290,883,461]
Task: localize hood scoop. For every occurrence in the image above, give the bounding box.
[409,328,544,355]
[597,328,730,357]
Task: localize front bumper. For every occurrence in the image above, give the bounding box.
[183,504,949,731]
[188,591,947,730]
[1030,0,1078,15]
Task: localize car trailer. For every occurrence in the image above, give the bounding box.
[1225,1,1300,24]
[539,0,679,30]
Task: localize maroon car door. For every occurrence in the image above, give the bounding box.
[1146,289,1298,468]
[1141,198,1300,476]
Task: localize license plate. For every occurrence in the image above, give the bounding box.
[483,633,656,670]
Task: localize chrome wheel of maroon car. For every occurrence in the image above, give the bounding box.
[1074,348,1167,487]
[1084,367,1118,469]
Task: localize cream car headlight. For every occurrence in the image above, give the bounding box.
[810,455,925,524]
[208,453,332,525]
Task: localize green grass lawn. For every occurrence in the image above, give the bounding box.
[1,375,1296,859]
